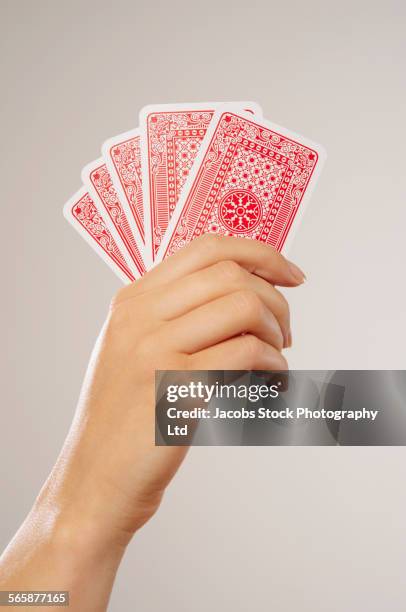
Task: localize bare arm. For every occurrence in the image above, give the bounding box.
[0,235,304,611]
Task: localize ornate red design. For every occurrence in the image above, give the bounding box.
[218,190,262,233]
[89,163,145,276]
[109,136,144,240]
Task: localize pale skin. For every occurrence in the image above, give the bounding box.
[0,235,305,611]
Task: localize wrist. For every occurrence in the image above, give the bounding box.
[0,498,128,608]
[32,482,132,569]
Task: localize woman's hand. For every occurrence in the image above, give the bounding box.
[0,234,305,611]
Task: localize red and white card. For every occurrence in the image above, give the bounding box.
[156,107,326,262]
[63,187,135,283]
[63,100,326,283]
[82,159,146,277]
[102,129,148,264]
[139,102,262,262]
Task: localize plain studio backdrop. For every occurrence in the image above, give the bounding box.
[1,1,405,610]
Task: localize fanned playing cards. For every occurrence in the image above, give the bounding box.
[64,101,326,282]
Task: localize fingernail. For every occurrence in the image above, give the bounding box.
[287,330,292,348]
[287,261,306,284]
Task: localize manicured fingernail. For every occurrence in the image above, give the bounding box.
[287,261,306,283]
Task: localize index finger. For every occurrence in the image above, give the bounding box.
[130,234,305,294]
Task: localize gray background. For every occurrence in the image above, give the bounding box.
[1,0,405,610]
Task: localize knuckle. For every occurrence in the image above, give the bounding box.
[108,300,130,330]
[110,282,139,309]
[110,286,129,309]
[215,260,243,283]
[232,289,264,320]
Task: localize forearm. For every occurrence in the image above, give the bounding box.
[0,237,300,610]
[0,494,128,612]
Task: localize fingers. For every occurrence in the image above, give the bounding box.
[160,289,284,353]
[118,234,305,299]
[189,334,288,370]
[149,260,291,346]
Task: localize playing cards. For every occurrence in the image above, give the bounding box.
[157,108,326,261]
[64,101,326,283]
[82,158,146,276]
[139,102,262,262]
[63,187,135,283]
[102,128,147,258]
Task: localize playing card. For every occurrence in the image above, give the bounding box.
[81,159,146,276]
[102,128,147,263]
[157,108,326,261]
[139,101,262,262]
[63,187,135,283]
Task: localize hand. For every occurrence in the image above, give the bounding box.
[51,234,303,536]
[0,234,305,610]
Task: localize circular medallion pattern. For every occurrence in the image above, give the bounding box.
[218,190,262,233]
